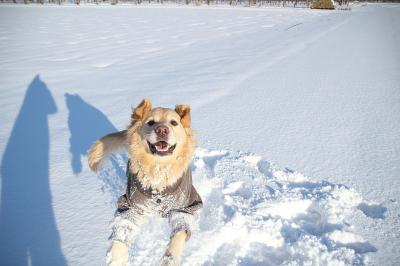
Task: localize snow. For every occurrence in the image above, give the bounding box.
[123,149,374,265]
[1,3,400,266]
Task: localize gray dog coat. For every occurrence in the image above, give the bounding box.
[110,161,203,245]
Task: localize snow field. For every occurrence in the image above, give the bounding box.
[0,3,399,266]
[98,148,378,265]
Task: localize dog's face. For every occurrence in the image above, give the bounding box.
[129,98,192,159]
[140,108,187,157]
[127,99,195,190]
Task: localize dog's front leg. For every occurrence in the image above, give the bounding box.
[107,213,146,266]
[88,130,127,171]
[161,230,187,266]
[107,240,129,266]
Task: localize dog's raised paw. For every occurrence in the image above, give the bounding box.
[88,140,103,172]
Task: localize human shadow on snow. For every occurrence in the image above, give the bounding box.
[0,75,67,266]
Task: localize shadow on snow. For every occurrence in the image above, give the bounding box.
[65,93,118,175]
[0,75,67,266]
[65,93,126,200]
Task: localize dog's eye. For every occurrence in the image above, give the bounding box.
[147,120,155,126]
[170,120,178,126]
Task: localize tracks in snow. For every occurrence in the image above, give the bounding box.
[98,148,380,265]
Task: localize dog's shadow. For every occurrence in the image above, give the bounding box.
[65,93,126,201]
[0,75,67,265]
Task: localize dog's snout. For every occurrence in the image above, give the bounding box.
[155,125,169,137]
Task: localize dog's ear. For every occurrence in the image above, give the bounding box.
[131,98,152,123]
[175,104,191,128]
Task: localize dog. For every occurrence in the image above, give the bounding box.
[87,99,202,266]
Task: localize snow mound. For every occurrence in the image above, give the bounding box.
[98,148,375,265]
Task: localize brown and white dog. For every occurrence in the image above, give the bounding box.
[88,99,202,266]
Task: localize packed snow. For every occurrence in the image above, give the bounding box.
[0,3,399,266]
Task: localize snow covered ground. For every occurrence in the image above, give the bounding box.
[0,3,399,266]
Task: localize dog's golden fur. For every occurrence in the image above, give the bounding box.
[88,99,196,191]
[88,99,196,265]
[88,130,129,172]
[127,117,195,191]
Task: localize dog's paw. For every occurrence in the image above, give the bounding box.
[106,241,128,266]
[160,254,177,266]
[88,140,103,172]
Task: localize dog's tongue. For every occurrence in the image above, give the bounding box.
[155,141,168,151]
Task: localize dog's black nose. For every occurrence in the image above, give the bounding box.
[155,125,169,137]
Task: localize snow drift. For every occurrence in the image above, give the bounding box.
[1,3,399,266]
[99,148,378,265]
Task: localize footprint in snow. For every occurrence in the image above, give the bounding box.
[98,148,377,266]
[357,202,387,219]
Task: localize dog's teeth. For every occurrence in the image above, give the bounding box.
[156,146,169,152]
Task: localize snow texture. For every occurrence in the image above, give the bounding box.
[0,3,399,266]
[115,148,379,265]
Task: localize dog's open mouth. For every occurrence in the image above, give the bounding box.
[148,141,176,156]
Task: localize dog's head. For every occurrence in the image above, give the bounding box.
[131,98,191,157]
[127,99,195,190]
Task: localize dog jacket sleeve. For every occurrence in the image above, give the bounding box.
[110,161,203,245]
[167,169,202,240]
